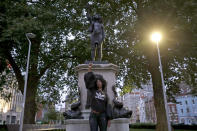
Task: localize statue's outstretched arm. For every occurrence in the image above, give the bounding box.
[86,5,93,33]
[86,4,92,23]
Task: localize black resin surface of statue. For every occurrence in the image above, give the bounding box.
[63,101,83,119]
[87,6,105,61]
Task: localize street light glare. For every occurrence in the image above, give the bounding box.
[151,32,162,43]
[3,106,8,113]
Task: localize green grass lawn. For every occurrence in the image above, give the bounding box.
[130,129,155,131]
[130,129,196,131]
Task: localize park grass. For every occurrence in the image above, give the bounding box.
[49,128,196,131]
[130,129,155,131]
[130,129,195,131]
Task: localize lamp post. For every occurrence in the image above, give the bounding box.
[151,32,171,131]
[19,33,36,131]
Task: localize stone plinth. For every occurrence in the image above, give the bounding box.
[65,118,129,131]
[75,63,119,114]
[81,109,91,119]
[108,118,130,131]
[65,119,90,131]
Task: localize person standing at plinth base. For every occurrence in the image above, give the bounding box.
[84,63,111,131]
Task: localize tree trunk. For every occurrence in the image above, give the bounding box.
[23,80,38,124]
[150,68,169,131]
[147,44,170,131]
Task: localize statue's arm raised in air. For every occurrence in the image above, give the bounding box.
[86,4,93,33]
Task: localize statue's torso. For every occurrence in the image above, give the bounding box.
[93,22,102,34]
[91,22,103,44]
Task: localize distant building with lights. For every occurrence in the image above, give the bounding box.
[0,83,23,124]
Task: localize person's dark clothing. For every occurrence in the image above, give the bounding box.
[89,112,107,131]
[84,72,110,131]
[91,90,107,113]
[84,72,108,112]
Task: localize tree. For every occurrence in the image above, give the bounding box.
[0,58,13,100]
[0,0,87,123]
[45,108,58,122]
[0,71,17,101]
[124,0,196,130]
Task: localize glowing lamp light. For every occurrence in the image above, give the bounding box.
[151,32,162,43]
[3,106,8,113]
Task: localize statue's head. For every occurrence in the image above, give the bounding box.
[93,14,102,23]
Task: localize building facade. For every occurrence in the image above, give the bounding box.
[122,81,197,125]
[123,91,141,123]
[35,104,49,123]
[176,95,197,125]
[0,87,23,124]
[168,102,179,124]
[0,72,23,125]
[144,96,157,123]
[123,82,156,123]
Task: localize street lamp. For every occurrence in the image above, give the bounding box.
[19,33,36,131]
[151,32,171,131]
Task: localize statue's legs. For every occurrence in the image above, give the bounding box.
[97,43,102,61]
[91,43,96,61]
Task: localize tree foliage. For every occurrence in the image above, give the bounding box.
[45,108,58,121]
